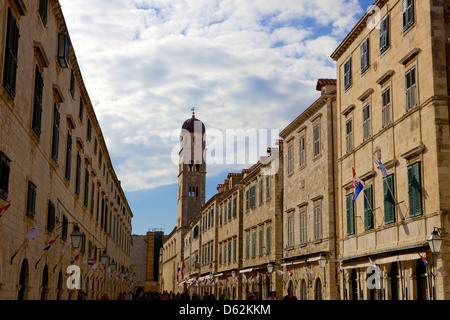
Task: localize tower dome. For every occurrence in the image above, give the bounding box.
[182,111,206,134]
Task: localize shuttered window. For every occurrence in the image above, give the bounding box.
[65,131,72,181]
[266,175,270,199]
[346,119,353,152]
[75,152,81,195]
[266,226,270,254]
[51,103,60,162]
[313,125,320,157]
[344,57,352,89]
[62,215,68,240]
[314,206,321,240]
[245,235,249,258]
[26,181,37,219]
[383,174,395,224]
[39,0,48,26]
[300,213,306,244]
[251,231,256,258]
[406,67,417,111]
[259,229,263,256]
[346,194,355,236]
[47,200,55,232]
[363,105,371,141]
[84,168,89,207]
[379,15,389,53]
[402,0,415,31]
[250,185,256,208]
[364,185,374,231]
[232,197,237,218]
[0,151,11,199]
[408,162,422,217]
[360,38,369,73]
[382,87,392,127]
[32,65,44,136]
[3,8,20,98]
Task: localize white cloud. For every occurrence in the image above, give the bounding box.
[60,0,365,192]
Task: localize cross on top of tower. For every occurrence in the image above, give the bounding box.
[191,107,196,117]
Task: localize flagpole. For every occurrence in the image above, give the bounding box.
[10,239,28,264]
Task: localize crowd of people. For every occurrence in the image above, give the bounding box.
[80,288,298,300]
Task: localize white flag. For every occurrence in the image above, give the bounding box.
[26,227,39,239]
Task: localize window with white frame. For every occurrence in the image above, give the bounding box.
[382,87,391,127]
[314,206,321,240]
[406,67,417,111]
[346,119,353,153]
[362,104,371,141]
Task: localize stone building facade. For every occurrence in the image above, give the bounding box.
[160,0,450,301]
[279,79,339,300]
[331,0,450,300]
[0,0,133,300]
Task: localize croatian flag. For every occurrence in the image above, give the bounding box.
[44,234,60,251]
[88,258,96,266]
[352,168,364,202]
[288,269,293,277]
[0,204,11,218]
[71,251,80,264]
[373,154,388,177]
[417,251,428,267]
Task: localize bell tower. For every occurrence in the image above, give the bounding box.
[177,109,206,230]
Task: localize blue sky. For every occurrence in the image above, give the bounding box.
[59,0,375,235]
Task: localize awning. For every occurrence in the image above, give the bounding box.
[239,268,253,274]
[341,250,427,269]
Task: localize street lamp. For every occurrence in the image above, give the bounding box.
[318,254,327,289]
[267,263,273,274]
[428,229,443,254]
[428,228,444,300]
[70,225,82,249]
[100,250,108,265]
[110,259,117,272]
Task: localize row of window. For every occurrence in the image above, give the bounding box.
[287,205,322,247]
[244,226,271,259]
[345,66,417,153]
[218,197,237,226]
[344,0,415,89]
[24,175,131,255]
[287,124,321,176]
[2,4,129,219]
[245,175,271,210]
[346,161,422,236]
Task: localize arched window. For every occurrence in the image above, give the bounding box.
[196,187,199,197]
[56,270,63,300]
[390,262,399,300]
[18,259,29,300]
[416,259,427,300]
[315,278,322,300]
[300,279,307,300]
[41,265,49,300]
[351,269,358,300]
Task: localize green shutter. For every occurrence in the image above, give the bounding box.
[364,185,373,230]
[346,194,354,236]
[259,229,263,256]
[408,162,422,217]
[245,235,249,258]
[251,232,256,257]
[266,226,270,254]
[39,0,48,26]
[384,175,395,224]
[3,8,19,98]
[84,168,89,207]
[26,181,37,218]
[32,66,44,136]
[47,200,55,231]
[0,152,11,198]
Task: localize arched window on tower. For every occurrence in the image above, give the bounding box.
[196,187,199,197]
